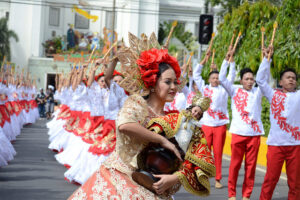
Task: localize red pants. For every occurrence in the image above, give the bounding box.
[260,145,300,200]
[202,124,227,181]
[228,134,260,198]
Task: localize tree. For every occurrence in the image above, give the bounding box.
[202,0,299,82]
[206,0,283,16]
[0,17,18,61]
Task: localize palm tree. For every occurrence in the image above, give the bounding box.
[0,17,18,61]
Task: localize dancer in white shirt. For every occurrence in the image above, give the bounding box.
[219,50,268,200]
[257,46,300,200]
[193,49,236,189]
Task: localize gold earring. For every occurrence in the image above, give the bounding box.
[151,88,155,93]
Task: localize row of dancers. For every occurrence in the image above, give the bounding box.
[0,71,40,167]
[47,58,127,185]
[48,41,299,199]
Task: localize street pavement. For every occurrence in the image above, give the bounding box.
[0,119,289,200]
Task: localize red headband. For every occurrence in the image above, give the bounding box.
[113,70,123,77]
[136,48,181,88]
[94,72,104,81]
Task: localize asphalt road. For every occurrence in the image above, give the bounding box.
[0,119,289,200]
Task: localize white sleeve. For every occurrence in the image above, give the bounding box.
[175,93,187,111]
[181,86,189,99]
[256,57,274,102]
[219,59,235,96]
[109,81,128,108]
[227,61,236,84]
[192,64,205,94]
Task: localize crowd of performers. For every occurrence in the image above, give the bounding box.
[0,70,40,167]
[47,31,299,200]
[47,58,127,185]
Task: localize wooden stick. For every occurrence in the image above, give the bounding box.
[164,20,178,48]
[261,26,265,60]
[229,31,242,62]
[211,49,216,64]
[268,21,278,61]
[103,41,117,60]
[229,32,235,50]
[186,52,194,66]
[208,32,215,52]
[88,45,97,62]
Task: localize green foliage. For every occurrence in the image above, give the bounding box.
[158,21,197,51]
[42,36,63,54]
[203,0,300,82]
[261,97,270,136]
[206,0,283,16]
[0,17,18,61]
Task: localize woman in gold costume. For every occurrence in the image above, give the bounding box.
[68,32,215,200]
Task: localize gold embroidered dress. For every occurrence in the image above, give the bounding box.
[69,94,173,200]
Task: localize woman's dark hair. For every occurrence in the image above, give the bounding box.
[143,63,173,100]
[240,68,253,80]
[280,68,297,80]
[157,62,173,79]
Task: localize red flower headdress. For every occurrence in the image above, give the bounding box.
[136,48,181,88]
[116,32,185,96]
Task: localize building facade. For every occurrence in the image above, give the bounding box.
[5,0,222,90]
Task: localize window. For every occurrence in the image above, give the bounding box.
[75,12,89,29]
[49,7,60,26]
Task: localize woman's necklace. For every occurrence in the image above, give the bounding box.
[147,104,165,117]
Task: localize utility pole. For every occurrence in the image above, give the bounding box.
[111,0,116,58]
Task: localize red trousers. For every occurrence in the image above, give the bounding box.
[228,134,260,198]
[260,145,300,200]
[202,124,227,181]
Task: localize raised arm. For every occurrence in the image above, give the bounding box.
[192,51,211,94]
[104,57,119,87]
[227,61,236,84]
[219,59,235,96]
[256,57,273,102]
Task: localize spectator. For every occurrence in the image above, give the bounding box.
[36,88,46,118]
[45,85,55,120]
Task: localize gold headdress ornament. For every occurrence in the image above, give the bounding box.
[192,92,210,112]
[117,32,186,96]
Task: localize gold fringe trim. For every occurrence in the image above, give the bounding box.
[174,171,210,197]
[147,112,183,138]
[185,140,216,177]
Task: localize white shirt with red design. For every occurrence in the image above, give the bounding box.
[164,92,186,112]
[193,60,236,127]
[257,57,300,146]
[219,60,267,136]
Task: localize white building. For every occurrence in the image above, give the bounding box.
[4,0,222,90]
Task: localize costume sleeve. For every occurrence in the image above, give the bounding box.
[174,127,215,196]
[116,94,149,128]
[175,93,187,111]
[192,64,205,94]
[188,76,194,93]
[181,86,190,99]
[256,57,274,103]
[227,61,236,84]
[219,59,235,96]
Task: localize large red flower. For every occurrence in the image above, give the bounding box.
[136,48,181,88]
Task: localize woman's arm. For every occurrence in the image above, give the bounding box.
[104,57,119,87]
[119,123,182,161]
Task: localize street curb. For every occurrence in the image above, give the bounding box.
[223,132,286,173]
